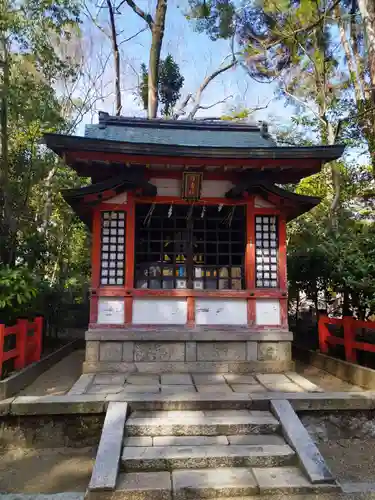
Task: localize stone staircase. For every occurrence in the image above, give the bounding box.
[88,405,341,499]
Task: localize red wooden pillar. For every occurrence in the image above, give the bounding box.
[125,194,135,324]
[279,215,288,328]
[34,316,43,362]
[318,314,330,353]
[278,215,287,291]
[187,296,195,327]
[343,316,357,362]
[246,197,255,325]
[90,209,101,324]
[0,324,5,377]
[15,318,28,370]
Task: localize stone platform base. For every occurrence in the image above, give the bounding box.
[83,328,293,374]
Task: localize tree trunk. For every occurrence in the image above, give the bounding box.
[107,0,121,116]
[358,0,375,173]
[0,33,14,265]
[327,121,341,219]
[148,0,167,118]
[358,0,375,106]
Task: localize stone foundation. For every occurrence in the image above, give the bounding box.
[83,329,293,373]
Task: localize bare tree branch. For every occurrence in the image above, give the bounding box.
[173,93,192,119]
[198,94,233,110]
[282,88,327,125]
[119,26,147,45]
[121,0,154,29]
[187,58,237,119]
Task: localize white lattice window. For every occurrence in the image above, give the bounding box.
[255,215,278,288]
[100,211,125,285]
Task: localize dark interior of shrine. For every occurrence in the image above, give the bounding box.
[134,203,246,290]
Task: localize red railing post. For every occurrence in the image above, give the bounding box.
[0,324,5,378]
[33,316,43,362]
[14,318,28,370]
[343,316,357,363]
[318,314,330,353]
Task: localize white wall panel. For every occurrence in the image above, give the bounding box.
[255,299,280,325]
[133,298,187,324]
[254,196,275,208]
[149,177,180,196]
[98,298,125,324]
[195,299,247,325]
[201,180,234,198]
[103,192,127,204]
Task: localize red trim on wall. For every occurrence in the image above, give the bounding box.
[92,287,285,298]
[187,297,195,327]
[147,171,239,181]
[68,151,319,170]
[91,209,101,289]
[125,193,135,324]
[279,215,287,291]
[247,299,256,326]
[89,295,99,324]
[124,296,133,325]
[280,298,288,328]
[96,202,129,211]
[135,196,247,206]
[245,197,255,290]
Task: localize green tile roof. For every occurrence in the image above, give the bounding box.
[84,113,277,149]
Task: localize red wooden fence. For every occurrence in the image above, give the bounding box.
[0,317,43,378]
[318,314,375,363]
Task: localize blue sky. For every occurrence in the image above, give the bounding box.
[76,0,294,134]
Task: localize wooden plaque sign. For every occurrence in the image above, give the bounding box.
[182,171,203,201]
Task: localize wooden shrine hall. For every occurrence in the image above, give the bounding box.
[44,112,344,373]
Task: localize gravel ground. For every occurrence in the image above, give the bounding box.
[16,350,85,397]
[294,361,364,392]
[0,447,94,493]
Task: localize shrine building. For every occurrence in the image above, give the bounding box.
[43,112,344,373]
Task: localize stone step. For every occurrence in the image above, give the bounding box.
[172,467,340,499]
[121,443,295,471]
[125,410,280,436]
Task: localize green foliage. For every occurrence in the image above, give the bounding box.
[139,63,149,110]
[0,267,37,311]
[0,0,89,334]
[159,55,185,116]
[138,55,184,116]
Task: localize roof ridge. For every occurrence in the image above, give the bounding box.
[97,111,263,132]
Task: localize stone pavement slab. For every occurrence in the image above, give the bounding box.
[87,385,123,395]
[153,435,228,446]
[93,374,127,385]
[227,434,286,446]
[192,374,227,385]
[231,384,266,393]
[160,374,193,385]
[126,375,161,385]
[123,436,153,447]
[172,467,258,499]
[115,471,171,500]
[122,385,160,393]
[267,382,305,393]
[160,386,197,394]
[286,371,323,392]
[223,374,258,384]
[252,466,340,494]
[196,384,233,393]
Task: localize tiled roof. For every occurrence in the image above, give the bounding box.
[84,112,277,149]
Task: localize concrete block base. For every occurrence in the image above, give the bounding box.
[83,329,293,374]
